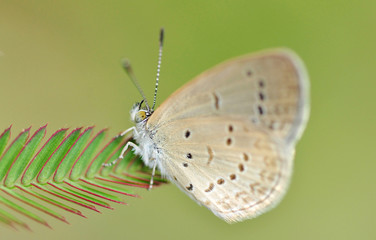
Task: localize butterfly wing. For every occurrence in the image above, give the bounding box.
[149,48,309,146]
[147,49,309,222]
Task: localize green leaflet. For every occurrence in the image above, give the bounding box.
[21,128,68,186]
[37,128,81,184]
[0,126,11,158]
[85,134,124,179]
[4,125,46,188]
[0,128,30,182]
[0,194,49,227]
[69,129,106,181]
[53,127,93,183]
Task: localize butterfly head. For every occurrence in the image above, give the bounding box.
[130,100,153,124]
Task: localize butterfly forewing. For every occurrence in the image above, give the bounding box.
[148,49,309,146]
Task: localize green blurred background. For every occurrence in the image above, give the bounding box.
[0,1,375,239]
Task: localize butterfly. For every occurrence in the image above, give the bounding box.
[104,29,309,223]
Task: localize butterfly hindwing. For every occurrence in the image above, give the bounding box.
[156,118,293,222]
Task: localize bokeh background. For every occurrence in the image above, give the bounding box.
[1,1,375,239]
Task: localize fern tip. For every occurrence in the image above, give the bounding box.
[23,126,32,132]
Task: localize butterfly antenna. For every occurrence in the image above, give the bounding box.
[151,28,164,110]
[122,59,151,111]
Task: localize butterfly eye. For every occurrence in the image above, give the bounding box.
[134,110,152,123]
[135,111,146,122]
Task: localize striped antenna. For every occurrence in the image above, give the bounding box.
[122,59,151,111]
[151,28,164,110]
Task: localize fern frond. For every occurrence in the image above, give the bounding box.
[0,126,166,230]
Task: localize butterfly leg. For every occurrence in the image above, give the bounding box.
[102,127,139,167]
[148,158,157,191]
[118,126,136,137]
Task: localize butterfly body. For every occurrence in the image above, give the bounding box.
[128,49,309,223]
